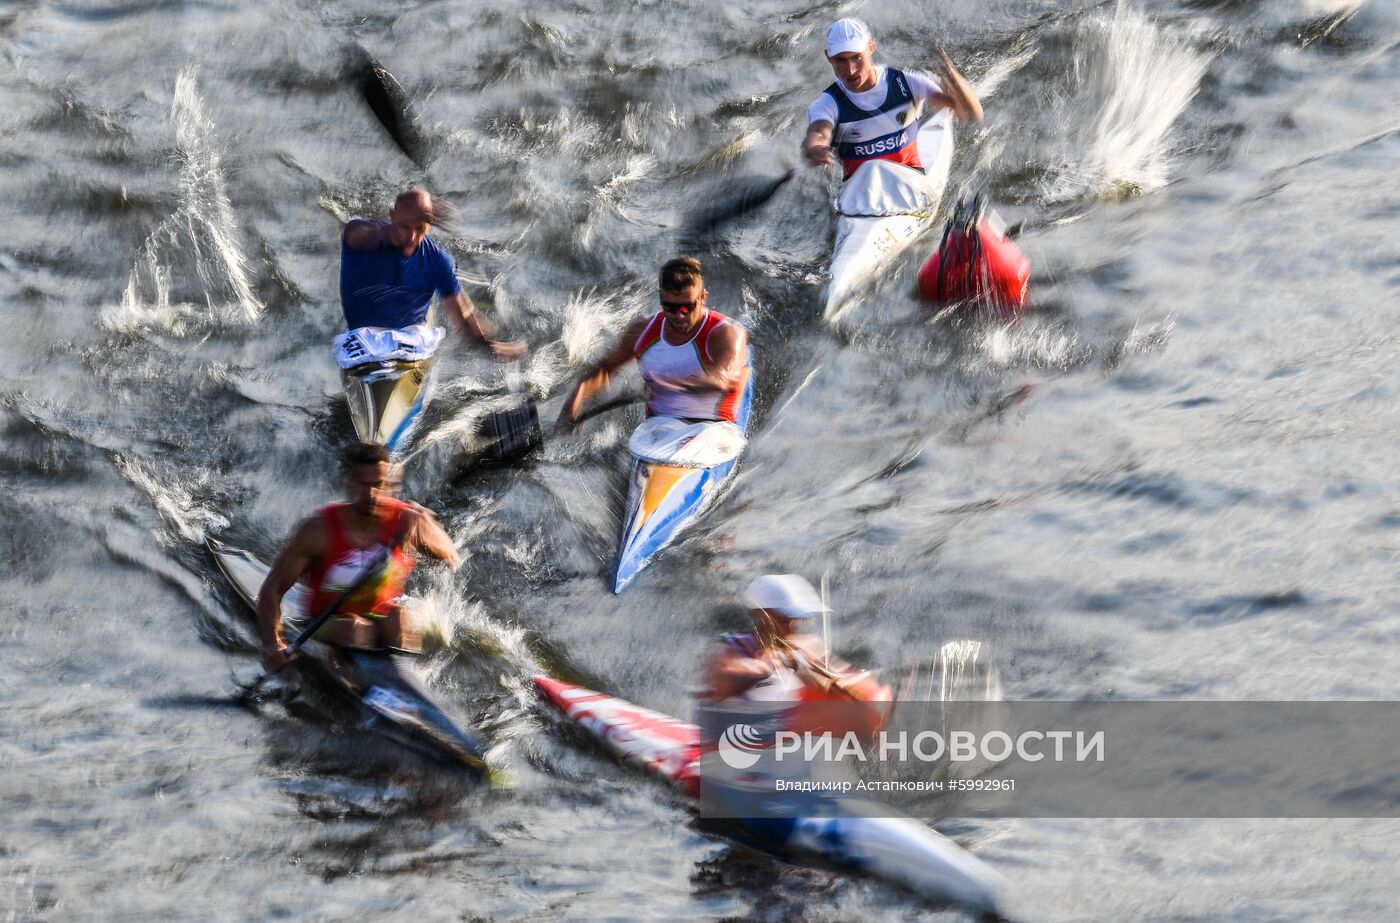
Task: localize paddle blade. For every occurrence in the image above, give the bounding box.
[350,46,430,169]
[479,399,543,462]
[691,167,801,232]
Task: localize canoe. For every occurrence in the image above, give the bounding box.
[823,110,955,323]
[612,372,754,593]
[334,324,443,455]
[334,324,542,462]
[533,676,1004,914]
[208,538,489,775]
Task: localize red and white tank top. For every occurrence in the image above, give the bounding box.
[633,308,746,423]
[303,499,414,621]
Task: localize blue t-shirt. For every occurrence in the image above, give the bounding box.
[339,223,461,329]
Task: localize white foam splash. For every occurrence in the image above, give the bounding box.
[1299,0,1366,15]
[971,320,1091,373]
[937,640,1004,702]
[973,38,1039,101]
[559,287,635,365]
[111,67,263,333]
[403,564,551,776]
[1046,2,1211,201]
[112,454,229,545]
[896,640,1004,703]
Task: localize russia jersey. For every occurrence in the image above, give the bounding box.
[820,67,927,179]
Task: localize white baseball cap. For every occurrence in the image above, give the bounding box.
[825,18,873,57]
[745,574,827,619]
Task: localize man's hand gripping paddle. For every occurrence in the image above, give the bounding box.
[232,545,394,708]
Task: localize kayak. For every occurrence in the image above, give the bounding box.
[209,538,489,775]
[333,324,542,463]
[343,358,434,454]
[334,324,443,455]
[534,677,1004,914]
[823,110,955,323]
[613,370,754,593]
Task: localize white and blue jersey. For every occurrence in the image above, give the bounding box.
[807,66,943,180]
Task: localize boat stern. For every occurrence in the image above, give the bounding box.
[342,358,432,453]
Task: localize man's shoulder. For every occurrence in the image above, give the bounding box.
[895,66,941,95]
[625,313,659,338]
[342,219,384,253]
[417,234,455,263]
[707,310,747,337]
[290,510,332,555]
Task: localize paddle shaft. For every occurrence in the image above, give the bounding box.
[571,392,644,426]
[236,545,393,702]
[773,635,875,701]
[553,392,644,437]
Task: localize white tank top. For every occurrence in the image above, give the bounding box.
[634,309,741,421]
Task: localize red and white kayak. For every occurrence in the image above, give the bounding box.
[533,677,1005,914]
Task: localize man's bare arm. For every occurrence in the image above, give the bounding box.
[557,318,649,426]
[688,322,748,392]
[931,51,983,124]
[703,645,774,701]
[441,291,527,361]
[403,504,460,569]
[255,517,326,670]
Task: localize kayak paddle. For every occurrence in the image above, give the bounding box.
[554,392,645,435]
[232,545,393,707]
[692,164,816,232]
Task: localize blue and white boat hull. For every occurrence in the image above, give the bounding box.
[613,376,754,593]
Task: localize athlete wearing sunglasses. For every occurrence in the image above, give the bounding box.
[558,257,750,427]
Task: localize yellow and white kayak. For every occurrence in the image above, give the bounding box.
[334,324,443,455]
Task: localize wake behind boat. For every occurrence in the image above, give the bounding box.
[823,110,955,323]
[210,537,490,775]
[534,676,1004,915]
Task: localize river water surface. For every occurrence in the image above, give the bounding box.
[3,0,1399,920]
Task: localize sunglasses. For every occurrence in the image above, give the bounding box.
[659,293,704,315]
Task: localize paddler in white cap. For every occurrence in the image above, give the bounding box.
[699,574,886,711]
[802,18,983,178]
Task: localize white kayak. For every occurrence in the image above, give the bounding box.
[534,677,1004,914]
[823,110,955,323]
[612,370,754,593]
